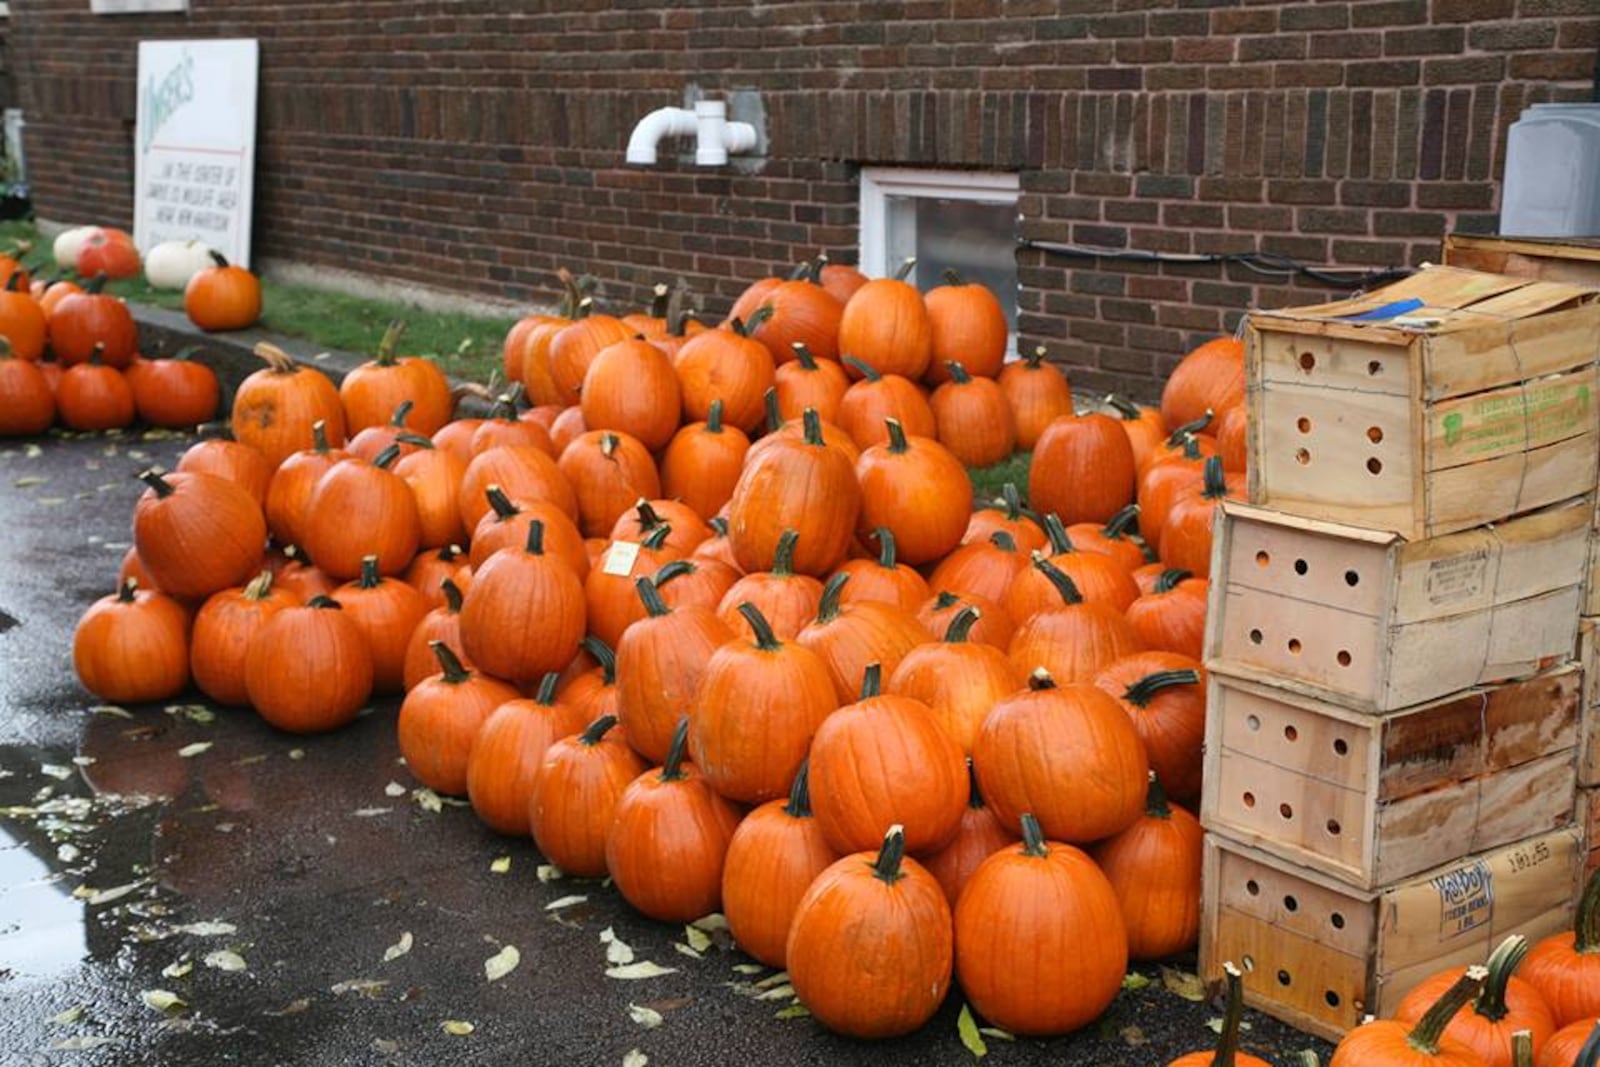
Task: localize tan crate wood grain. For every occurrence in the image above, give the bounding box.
[1444,234,1600,290]
[1205,498,1590,713]
[1202,667,1580,889]
[1246,266,1600,540]
[1199,828,1581,1043]
[1585,788,1600,881]
[1575,619,1600,788]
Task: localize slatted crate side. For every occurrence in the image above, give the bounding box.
[1585,788,1600,881]
[1443,234,1600,289]
[1199,828,1581,1043]
[1245,266,1600,541]
[1578,618,1600,788]
[1205,499,1590,713]
[1201,667,1582,889]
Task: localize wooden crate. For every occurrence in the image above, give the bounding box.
[1585,788,1600,881]
[1202,666,1580,889]
[1577,618,1600,787]
[1443,234,1600,289]
[1205,498,1589,712]
[1245,265,1600,540]
[1199,828,1581,1042]
[1587,533,1600,617]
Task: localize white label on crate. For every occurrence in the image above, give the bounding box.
[1431,860,1494,938]
[602,542,641,578]
[1424,550,1490,607]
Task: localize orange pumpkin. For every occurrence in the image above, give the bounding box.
[264,421,348,548]
[244,596,374,733]
[1108,394,1167,471]
[1126,568,1208,658]
[56,352,134,431]
[833,527,930,613]
[73,578,190,704]
[613,576,733,765]
[1031,410,1137,526]
[998,346,1073,451]
[727,410,862,577]
[74,228,140,280]
[401,576,473,691]
[1395,935,1558,1067]
[397,642,522,795]
[459,521,586,685]
[1521,869,1600,1027]
[715,529,823,641]
[49,279,138,367]
[915,589,1016,651]
[774,342,849,425]
[130,348,220,429]
[888,605,1020,754]
[1066,504,1147,574]
[557,430,661,538]
[1092,773,1204,960]
[797,572,931,703]
[132,469,267,599]
[854,418,972,567]
[465,673,588,836]
[920,761,1018,908]
[1330,967,1489,1067]
[929,531,1028,606]
[581,337,683,451]
[836,261,934,380]
[232,343,347,468]
[1008,559,1147,683]
[0,274,46,361]
[659,400,750,522]
[334,555,431,696]
[392,434,468,550]
[528,714,647,878]
[836,357,936,451]
[1539,1018,1600,1067]
[1162,336,1246,432]
[458,443,577,533]
[673,312,777,434]
[743,261,844,366]
[963,482,1048,554]
[548,300,632,404]
[0,342,55,435]
[929,361,1017,467]
[190,571,299,707]
[1217,401,1249,473]
[1160,456,1244,578]
[184,251,262,332]
[176,437,272,506]
[301,446,422,580]
[818,256,869,304]
[923,269,1008,383]
[1094,653,1207,807]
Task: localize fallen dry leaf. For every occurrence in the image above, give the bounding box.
[382,932,413,963]
[484,945,520,982]
[606,960,677,980]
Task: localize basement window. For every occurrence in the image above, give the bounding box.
[858,167,1020,344]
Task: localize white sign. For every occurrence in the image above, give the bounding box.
[133,39,258,266]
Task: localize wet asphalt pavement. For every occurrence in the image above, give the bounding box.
[0,429,1336,1067]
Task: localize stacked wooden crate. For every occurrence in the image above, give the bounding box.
[1197,264,1600,1041]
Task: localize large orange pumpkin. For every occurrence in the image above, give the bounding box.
[673,312,777,434]
[1093,653,1207,807]
[528,714,647,878]
[836,261,934,380]
[1030,411,1137,526]
[557,430,661,538]
[581,337,683,452]
[998,346,1074,451]
[73,578,190,704]
[835,357,937,451]
[301,446,422,580]
[184,251,262,332]
[465,673,588,837]
[1007,558,1146,684]
[50,278,138,367]
[1091,773,1204,960]
[232,343,347,468]
[1395,935,1557,1067]
[130,348,220,429]
[1162,336,1245,432]
[244,596,374,733]
[132,469,267,599]
[774,343,849,425]
[923,269,1008,383]
[334,555,430,696]
[659,399,750,522]
[548,301,632,404]
[797,573,931,703]
[1329,967,1489,1067]
[190,570,299,707]
[743,261,844,366]
[1125,568,1209,659]
[920,761,1018,908]
[459,521,586,685]
[929,361,1017,468]
[0,342,55,435]
[715,529,823,641]
[613,575,733,764]
[887,605,1020,754]
[397,642,522,796]
[1521,869,1600,1027]
[854,418,972,567]
[727,410,862,577]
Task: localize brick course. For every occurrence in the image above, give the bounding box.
[9,0,1598,399]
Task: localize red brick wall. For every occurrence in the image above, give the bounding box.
[11,0,1599,398]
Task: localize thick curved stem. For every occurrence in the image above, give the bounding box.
[581,636,616,684]
[840,355,880,382]
[790,342,819,371]
[430,640,471,684]
[872,526,898,570]
[1202,455,1230,500]
[858,662,883,700]
[1474,935,1529,1021]
[885,418,909,454]
[652,559,694,589]
[580,713,618,746]
[990,530,1018,553]
[737,602,782,652]
[1102,504,1141,541]
[534,671,560,706]
[1033,556,1083,606]
[1165,409,1214,447]
[1042,512,1073,555]
[440,577,463,614]
[783,759,813,819]
[660,717,691,781]
[706,398,724,435]
[372,443,402,470]
[1155,569,1194,594]
[641,524,672,551]
[485,485,520,521]
[1407,967,1487,1054]
[872,824,908,883]
[771,529,799,578]
[634,576,671,618]
[1122,669,1202,708]
[1019,813,1049,857]
[943,605,981,644]
[816,571,848,624]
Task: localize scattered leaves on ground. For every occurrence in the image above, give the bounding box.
[177,742,213,758]
[774,1004,811,1020]
[48,1005,84,1025]
[536,864,563,883]
[204,950,247,972]
[958,1004,988,1059]
[622,1050,648,1067]
[383,932,413,962]
[384,781,406,798]
[545,894,587,911]
[484,945,520,982]
[331,978,390,998]
[161,959,193,979]
[628,1003,663,1028]
[174,921,237,937]
[140,990,185,1014]
[1161,967,1207,1003]
[1122,1025,1150,1047]
[490,856,511,874]
[1122,971,1152,992]
[264,999,310,1017]
[51,1036,119,1051]
[601,928,635,966]
[605,960,677,980]
[441,1020,474,1036]
[683,925,711,953]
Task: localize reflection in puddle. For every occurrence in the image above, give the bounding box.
[0,823,83,976]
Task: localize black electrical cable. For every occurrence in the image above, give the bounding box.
[1022,239,1416,290]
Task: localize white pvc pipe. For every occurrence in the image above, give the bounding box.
[625,106,698,166]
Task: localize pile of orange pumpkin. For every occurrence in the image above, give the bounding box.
[74,252,1599,1055]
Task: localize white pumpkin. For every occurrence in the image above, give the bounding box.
[52,226,97,271]
[144,240,217,290]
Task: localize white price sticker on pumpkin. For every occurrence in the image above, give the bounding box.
[603,541,642,578]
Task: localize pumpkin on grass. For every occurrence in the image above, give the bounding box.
[1521,868,1600,1026]
[1030,410,1137,526]
[923,269,1008,383]
[807,663,966,855]
[1396,936,1557,1067]
[74,578,190,704]
[1092,772,1204,961]
[1166,961,1273,1066]
[1093,653,1207,806]
[1330,966,1488,1067]
[232,343,347,467]
[716,529,823,641]
[132,468,267,599]
[459,520,586,685]
[465,673,588,837]
[836,258,934,381]
[335,555,430,696]
[921,761,1018,908]
[190,571,299,707]
[302,445,422,580]
[930,360,1016,468]
[397,642,521,796]
[244,596,374,733]
[614,575,733,765]
[605,719,743,923]
[955,813,1127,1036]
[722,760,839,968]
[786,824,953,1039]
[999,346,1073,451]
[727,410,862,577]
[689,602,838,805]
[888,605,1020,754]
[854,418,973,567]
[529,714,646,878]
[56,349,134,431]
[184,251,262,332]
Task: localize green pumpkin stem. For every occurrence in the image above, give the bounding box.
[308,594,342,610]
[999,482,1025,520]
[310,420,331,454]
[1023,345,1047,369]
[1107,394,1142,421]
[791,342,819,371]
[737,602,782,652]
[653,560,693,589]
[945,360,972,384]
[641,524,672,551]
[372,443,402,470]
[1211,962,1248,1067]
[1575,866,1600,953]
[430,640,470,684]
[734,304,775,336]
[84,272,109,295]
[1474,936,1530,1022]
[801,408,825,448]
[1511,1030,1534,1067]
[1407,967,1488,1054]
[1042,512,1073,554]
[243,570,276,601]
[647,282,670,320]
[117,576,138,602]
[940,267,964,286]
[376,320,407,364]
[634,498,664,531]
[816,571,849,623]
[1102,504,1141,541]
[763,387,786,435]
[771,529,799,578]
[1033,556,1083,606]
[1155,569,1194,594]
[1123,669,1201,708]
[388,399,415,428]
[440,577,463,613]
[935,590,962,610]
[1145,771,1172,819]
[1178,434,1203,461]
[885,418,909,454]
[859,662,883,700]
[1165,409,1214,447]
[1019,813,1049,857]
[485,486,519,521]
[871,824,908,883]
[524,519,546,556]
[579,713,618,745]
[709,516,729,539]
[395,432,435,449]
[872,527,898,570]
[137,468,176,497]
[706,398,724,434]
[635,576,671,618]
[87,343,106,366]
[581,636,616,684]
[534,672,560,706]
[944,605,981,644]
[784,759,814,819]
[357,555,383,589]
[600,432,619,458]
[893,256,917,282]
[990,530,1018,553]
[841,355,880,382]
[1202,455,1230,499]
[574,297,594,322]
[660,718,691,781]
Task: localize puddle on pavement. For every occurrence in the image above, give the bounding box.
[0,823,85,977]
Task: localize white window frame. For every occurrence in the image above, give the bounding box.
[858,167,1020,280]
[91,0,189,13]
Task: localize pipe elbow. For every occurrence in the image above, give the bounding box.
[625,107,697,166]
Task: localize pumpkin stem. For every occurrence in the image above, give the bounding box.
[1296,1054,1323,1067]
[1102,504,1141,541]
[1024,345,1047,369]
[871,527,898,570]
[395,432,435,450]
[671,307,696,338]
[555,267,581,319]
[647,282,670,320]
[485,485,520,521]
[1511,1030,1534,1067]
[84,272,109,295]
[574,297,595,322]
[894,256,917,282]
[242,570,276,601]
[136,468,176,498]
[816,571,848,623]
[1033,556,1084,606]
[1042,512,1073,554]
[600,432,619,458]
[783,759,814,819]
[377,320,407,364]
[579,713,618,746]
[489,385,524,421]
[1155,569,1194,594]
[1576,1021,1600,1067]
[641,524,672,551]
[1211,962,1249,1067]
[653,560,694,590]
[3,272,21,293]
[841,355,880,382]
[440,577,464,613]
[1145,771,1173,820]
[763,387,786,436]
[372,443,402,470]
[858,662,883,700]
[786,260,811,281]
[1123,669,1201,708]
[804,256,824,286]
[1406,966,1487,1054]
[771,529,799,578]
[311,420,331,455]
[945,360,972,384]
[734,304,776,336]
[737,601,782,652]
[999,482,1025,521]
[430,640,470,684]
[534,671,560,706]
[524,520,546,556]
[388,399,415,428]
[1202,455,1230,500]
[1107,394,1142,421]
[871,824,908,883]
[706,398,724,434]
[790,342,819,371]
[0,337,12,360]
[940,267,964,286]
[356,555,383,589]
[1474,935,1530,1022]
[934,590,961,610]
[801,408,825,448]
[87,343,106,366]
[634,498,665,532]
[660,717,691,782]
[1575,865,1600,952]
[1027,667,1057,691]
[1019,813,1049,857]
[1179,433,1204,461]
[581,635,616,684]
[964,759,986,810]
[884,418,909,454]
[116,577,138,602]
[990,530,1018,553]
[944,605,981,644]
[1166,409,1214,447]
[709,516,729,539]
[308,594,343,609]
[635,575,672,618]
